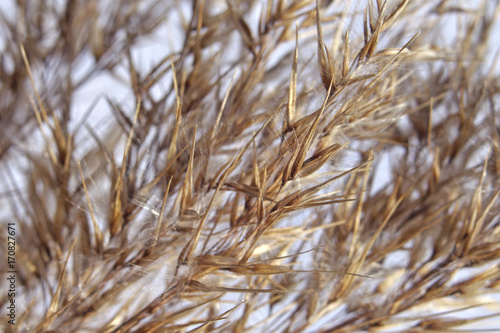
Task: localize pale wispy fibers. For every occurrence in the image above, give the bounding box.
[0,0,499,332]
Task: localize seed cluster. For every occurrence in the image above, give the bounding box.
[0,1,499,332]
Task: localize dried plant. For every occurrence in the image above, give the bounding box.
[1,0,499,332]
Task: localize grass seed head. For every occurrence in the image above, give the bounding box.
[0,0,500,332]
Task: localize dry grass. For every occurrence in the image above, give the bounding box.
[1,0,499,332]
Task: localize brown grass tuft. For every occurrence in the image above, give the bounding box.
[1,0,499,332]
